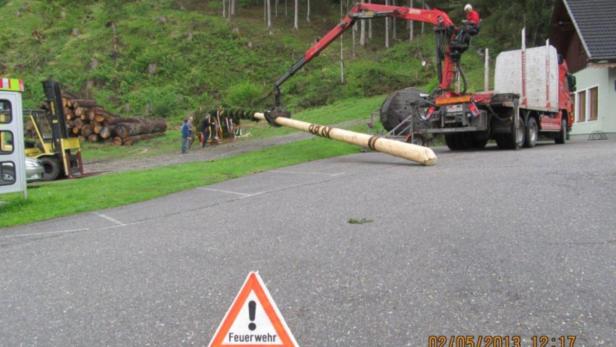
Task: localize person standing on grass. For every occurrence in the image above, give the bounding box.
[181,117,192,154]
[200,113,212,148]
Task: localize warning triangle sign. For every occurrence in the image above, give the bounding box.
[208,272,299,347]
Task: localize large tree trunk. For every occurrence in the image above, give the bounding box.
[112,117,167,139]
[421,0,425,34]
[359,0,366,46]
[352,21,356,58]
[385,0,390,48]
[293,0,298,29]
[306,0,310,22]
[392,0,397,40]
[122,132,165,146]
[409,0,414,41]
[267,0,272,30]
[368,0,373,40]
[340,0,345,83]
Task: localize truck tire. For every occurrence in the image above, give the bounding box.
[445,133,472,151]
[445,134,461,150]
[496,111,525,150]
[555,118,567,144]
[40,156,60,181]
[524,117,538,148]
[471,132,489,149]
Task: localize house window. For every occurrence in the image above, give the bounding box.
[577,90,586,122]
[589,87,598,121]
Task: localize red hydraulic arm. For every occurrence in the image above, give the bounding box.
[272,3,459,108]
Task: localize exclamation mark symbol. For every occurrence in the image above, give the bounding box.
[248,300,257,331]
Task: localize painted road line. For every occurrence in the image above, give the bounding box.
[0,227,90,239]
[93,212,126,226]
[271,169,345,177]
[198,187,264,198]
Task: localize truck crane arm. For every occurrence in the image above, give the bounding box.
[271,3,458,112]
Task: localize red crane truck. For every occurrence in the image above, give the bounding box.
[265,3,576,150]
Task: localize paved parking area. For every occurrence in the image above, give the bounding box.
[1,139,615,346]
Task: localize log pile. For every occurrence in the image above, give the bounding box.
[60,95,167,146]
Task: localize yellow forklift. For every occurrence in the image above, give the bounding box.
[24,80,83,181]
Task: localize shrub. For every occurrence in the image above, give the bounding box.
[225,81,263,108]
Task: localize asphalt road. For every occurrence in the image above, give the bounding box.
[1,139,615,346]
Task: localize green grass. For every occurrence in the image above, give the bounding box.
[0,135,363,228]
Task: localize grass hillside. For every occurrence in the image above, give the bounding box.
[0,0,486,120]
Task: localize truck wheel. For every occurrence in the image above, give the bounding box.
[496,114,525,150]
[40,157,60,181]
[445,133,471,151]
[524,117,538,148]
[445,134,460,150]
[471,133,489,149]
[555,119,567,144]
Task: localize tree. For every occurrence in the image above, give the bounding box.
[306,0,311,22]
[267,0,272,30]
[368,0,373,40]
[392,0,397,40]
[385,0,390,48]
[409,0,414,41]
[294,0,299,29]
[359,0,366,46]
[340,0,345,83]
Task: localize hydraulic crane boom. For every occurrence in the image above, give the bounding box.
[272,3,463,110]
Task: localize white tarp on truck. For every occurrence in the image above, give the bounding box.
[494,45,559,112]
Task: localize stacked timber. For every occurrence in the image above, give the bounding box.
[60,96,167,146]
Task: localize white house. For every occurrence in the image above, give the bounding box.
[551,0,616,138]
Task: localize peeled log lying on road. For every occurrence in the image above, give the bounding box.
[253,112,437,166]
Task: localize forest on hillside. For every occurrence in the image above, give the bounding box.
[206,0,555,49]
[0,0,556,117]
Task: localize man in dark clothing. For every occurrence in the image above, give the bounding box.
[181,117,192,154]
[200,114,211,148]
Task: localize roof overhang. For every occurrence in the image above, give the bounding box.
[587,61,616,69]
[561,0,592,59]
